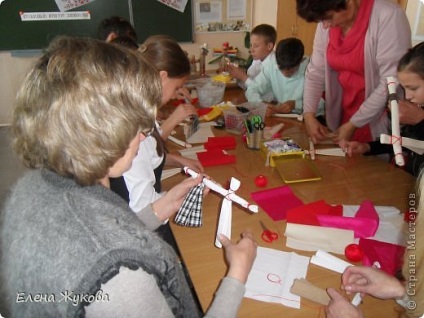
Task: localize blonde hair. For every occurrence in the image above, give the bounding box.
[13,36,161,186]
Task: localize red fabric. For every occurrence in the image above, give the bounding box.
[286,200,343,226]
[327,0,374,142]
[251,186,304,221]
[204,136,236,150]
[196,149,236,167]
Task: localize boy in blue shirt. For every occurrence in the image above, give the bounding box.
[246,37,324,117]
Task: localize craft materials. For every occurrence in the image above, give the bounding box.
[183,115,200,140]
[245,247,310,309]
[272,113,303,121]
[290,278,331,306]
[344,244,364,262]
[183,167,258,248]
[305,147,346,158]
[310,250,352,274]
[254,175,268,187]
[174,184,205,227]
[168,135,192,148]
[286,224,354,254]
[251,185,304,221]
[196,149,236,167]
[263,123,284,140]
[386,76,404,166]
[260,221,279,243]
[274,156,322,183]
[183,167,258,213]
[380,134,424,155]
[260,138,303,167]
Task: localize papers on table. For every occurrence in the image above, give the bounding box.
[245,247,310,309]
[186,122,215,144]
[284,204,404,255]
[285,223,354,254]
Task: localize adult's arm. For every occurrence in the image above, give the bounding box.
[303,23,327,115]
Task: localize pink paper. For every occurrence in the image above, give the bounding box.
[251,186,304,221]
[317,200,379,238]
[359,238,405,275]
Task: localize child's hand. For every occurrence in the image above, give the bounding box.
[173,87,192,101]
[276,100,295,114]
[227,64,248,82]
[171,104,197,123]
[396,100,424,125]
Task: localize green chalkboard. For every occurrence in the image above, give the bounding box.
[133,0,193,43]
[0,0,193,51]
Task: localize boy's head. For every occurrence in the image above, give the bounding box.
[276,38,304,77]
[98,16,137,43]
[249,24,277,61]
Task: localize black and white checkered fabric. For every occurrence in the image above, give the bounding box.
[174,183,205,227]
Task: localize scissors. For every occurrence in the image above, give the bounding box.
[251,115,265,130]
[260,221,278,243]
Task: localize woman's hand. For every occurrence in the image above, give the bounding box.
[341,266,405,300]
[335,121,356,144]
[218,231,257,284]
[325,288,364,318]
[173,87,192,101]
[339,140,370,157]
[152,174,204,221]
[304,112,330,144]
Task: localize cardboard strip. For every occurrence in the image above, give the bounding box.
[290,278,330,305]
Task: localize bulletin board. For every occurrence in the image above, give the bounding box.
[0,0,194,51]
[194,0,252,33]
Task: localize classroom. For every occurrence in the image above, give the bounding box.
[1,0,424,317]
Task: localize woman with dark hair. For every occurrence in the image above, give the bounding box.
[296,0,411,144]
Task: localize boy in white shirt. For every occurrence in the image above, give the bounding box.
[228,24,277,102]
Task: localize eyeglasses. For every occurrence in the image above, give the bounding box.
[141,126,155,138]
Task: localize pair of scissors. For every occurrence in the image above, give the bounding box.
[260,221,278,243]
[251,115,265,130]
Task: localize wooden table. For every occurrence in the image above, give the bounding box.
[162,87,415,317]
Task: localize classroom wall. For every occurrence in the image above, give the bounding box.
[0,0,278,125]
[0,0,417,125]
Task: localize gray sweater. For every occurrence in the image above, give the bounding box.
[1,169,245,317]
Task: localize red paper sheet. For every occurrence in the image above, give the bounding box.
[317,200,379,238]
[286,200,343,226]
[251,186,304,221]
[359,238,405,275]
[204,136,236,150]
[196,149,236,167]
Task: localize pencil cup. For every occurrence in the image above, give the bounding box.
[246,130,262,150]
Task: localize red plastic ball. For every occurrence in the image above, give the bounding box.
[254,175,268,187]
[344,244,364,262]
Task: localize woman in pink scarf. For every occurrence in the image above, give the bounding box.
[296,0,411,144]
